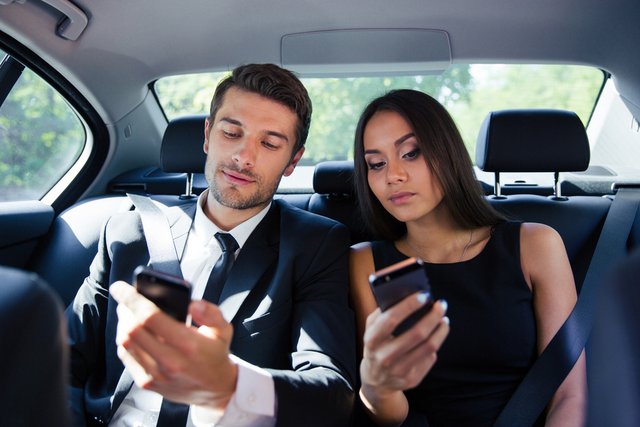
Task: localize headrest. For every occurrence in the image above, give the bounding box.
[313,160,355,195]
[160,114,207,173]
[475,109,590,172]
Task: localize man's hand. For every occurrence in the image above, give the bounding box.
[111,281,238,410]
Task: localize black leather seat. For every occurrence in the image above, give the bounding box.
[587,248,640,427]
[476,108,590,199]
[29,194,132,305]
[159,114,208,198]
[309,160,369,244]
[0,266,70,426]
[475,109,612,291]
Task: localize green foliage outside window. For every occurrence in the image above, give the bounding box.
[0,55,85,201]
[155,64,604,166]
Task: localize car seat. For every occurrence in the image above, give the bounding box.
[0,266,70,426]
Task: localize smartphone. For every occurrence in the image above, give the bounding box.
[369,257,434,336]
[133,266,192,323]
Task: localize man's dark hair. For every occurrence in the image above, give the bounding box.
[209,63,312,154]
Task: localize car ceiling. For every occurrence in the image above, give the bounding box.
[1,0,640,124]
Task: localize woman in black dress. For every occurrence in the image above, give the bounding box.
[349,89,586,426]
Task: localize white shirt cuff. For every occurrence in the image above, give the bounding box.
[191,354,276,426]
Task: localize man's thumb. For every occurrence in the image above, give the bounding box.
[190,300,232,342]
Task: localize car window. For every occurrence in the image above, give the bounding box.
[155,64,604,190]
[0,51,86,202]
[586,79,640,179]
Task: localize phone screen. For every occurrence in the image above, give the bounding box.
[133,266,192,323]
[369,257,433,335]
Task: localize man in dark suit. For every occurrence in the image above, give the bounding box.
[67,63,356,426]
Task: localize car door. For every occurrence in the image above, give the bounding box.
[0,47,102,271]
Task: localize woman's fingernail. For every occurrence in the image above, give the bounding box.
[439,299,448,313]
[442,316,450,325]
[417,291,431,304]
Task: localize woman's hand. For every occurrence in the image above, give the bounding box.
[359,292,449,425]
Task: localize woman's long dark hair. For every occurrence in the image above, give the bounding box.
[353,89,504,241]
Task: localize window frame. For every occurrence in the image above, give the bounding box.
[0,31,109,213]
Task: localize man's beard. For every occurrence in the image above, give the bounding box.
[207,165,281,210]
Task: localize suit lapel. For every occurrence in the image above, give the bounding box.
[218,203,280,323]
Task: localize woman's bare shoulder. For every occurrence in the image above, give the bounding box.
[520,222,564,248]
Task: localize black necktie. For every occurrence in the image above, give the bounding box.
[156,398,189,427]
[201,232,239,304]
[156,232,238,426]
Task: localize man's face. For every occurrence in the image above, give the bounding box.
[203,87,304,212]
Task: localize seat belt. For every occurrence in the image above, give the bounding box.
[494,185,640,427]
[126,193,192,424]
[127,193,182,278]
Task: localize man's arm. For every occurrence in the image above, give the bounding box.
[66,216,113,425]
[268,221,356,426]
[66,211,150,426]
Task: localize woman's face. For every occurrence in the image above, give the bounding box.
[363,110,444,223]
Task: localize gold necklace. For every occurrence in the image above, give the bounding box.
[406,229,474,263]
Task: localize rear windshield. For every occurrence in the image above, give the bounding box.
[155,64,605,190]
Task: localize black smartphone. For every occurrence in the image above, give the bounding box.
[133,266,192,323]
[369,257,434,336]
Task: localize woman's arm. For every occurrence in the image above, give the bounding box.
[349,243,449,426]
[349,243,379,358]
[520,223,587,427]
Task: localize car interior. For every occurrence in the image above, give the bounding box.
[2,0,640,425]
[0,265,69,427]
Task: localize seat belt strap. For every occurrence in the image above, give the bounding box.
[127,193,183,279]
[494,186,640,427]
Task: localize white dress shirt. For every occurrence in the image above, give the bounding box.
[110,190,276,426]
